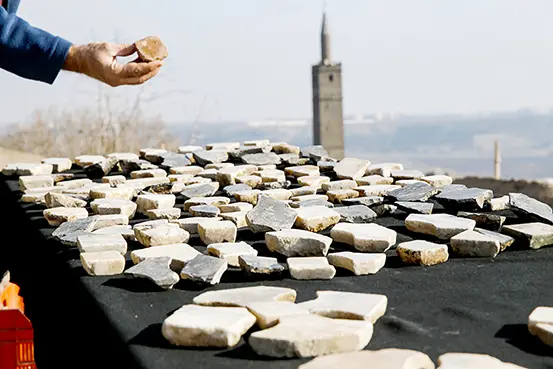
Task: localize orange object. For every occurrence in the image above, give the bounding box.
[0,283,24,313]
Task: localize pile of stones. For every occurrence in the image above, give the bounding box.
[3,140,551,366]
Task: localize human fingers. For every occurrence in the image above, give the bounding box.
[120,65,162,85]
[117,60,163,78]
[112,43,137,57]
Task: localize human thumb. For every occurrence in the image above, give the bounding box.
[113,43,137,57]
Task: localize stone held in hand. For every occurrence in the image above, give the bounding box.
[135,36,168,62]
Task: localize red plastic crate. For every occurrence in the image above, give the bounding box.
[0,309,36,369]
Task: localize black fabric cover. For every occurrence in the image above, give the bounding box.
[2,174,553,369]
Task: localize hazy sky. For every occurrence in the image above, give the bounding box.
[2,0,553,125]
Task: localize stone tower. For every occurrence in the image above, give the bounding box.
[312,12,345,160]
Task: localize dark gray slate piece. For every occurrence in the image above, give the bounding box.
[372,204,400,216]
[52,217,97,246]
[189,205,220,218]
[180,254,228,285]
[333,205,377,223]
[84,157,118,179]
[246,195,297,233]
[301,145,329,161]
[289,199,334,208]
[387,182,439,202]
[223,183,252,197]
[508,193,553,225]
[238,255,285,276]
[241,152,282,166]
[193,150,229,166]
[159,152,192,168]
[341,196,385,207]
[457,211,505,231]
[474,227,514,251]
[181,183,219,200]
[434,187,493,211]
[258,181,291,190]
[124,257,180,290]
[119,159,157,173]
[395,201,434,214]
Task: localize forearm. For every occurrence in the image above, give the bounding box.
[0,6,72,84]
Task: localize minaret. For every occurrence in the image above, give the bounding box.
[312,11,345,159]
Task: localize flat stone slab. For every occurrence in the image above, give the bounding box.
[241,152,281,166]
[321,180,358,192]
[265,229,333,257]
[474,227,514,251]
[238,255,285,276]
[124,256,180,290]
[450,230,501,257]
[219,211,248,228]
[457,211,505,231]
[235,175,262,188]
[131,243,200,271]
[434,187,493,211]
[180,254,228,285]
[327,252,386,275]
[334,158,370,180]
[171,217,221,234]
[245,194,297,233]
[294,206,341,232]
[249,314,373,358]
[528,306,553,336]
[396,240,449,266]
[162,305,256,348]
[130,168,167,179]
[80,251,125,276]
[355,185,401,197]
[93,225,136,241]
[326,189,360,203]
[390,169,424,180]
[193,286,297,307]
[19,175,54,191]
[189,205,220,218]
[501,222,553,249]
[90,186,135,201]
[146,208,181,220]
[289,186,318,197]
[437,353,527,368]
[135,225,190,247]
[207,242,258,267]
[366,162,403,177]
[301,145,329,160]
[299,348,435,369]
[289,198,335,208]
[222,184,252,197]
[287,257,336,280]
[192,150,229,166]
[341,196,385,207]
[42,157,72,172]
[490,195,509,211]
[285,165,321,178]
[395,201,433,214]
[387,182,439,202]
[246,301,309,329]
[509,192,553,224]
[184,196,230,211]
[405,214,476,240]
[136,194,176,214]
[180,182,219,200]
[421,175,453,188]
[297,176,330,189]
[198,220,237,245]
[355,175,394,186]
[43,207,89,226]
[218,202,253,213]
[333,205,377,223]
[330,223,397,252]
[76,233,127,254]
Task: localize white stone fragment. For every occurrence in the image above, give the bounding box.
[354,185,402,196]
[80,251,125,276]
[43,207,88,226]
[146,208,181,220]
[198,220,237,245]
[136,194,176,214]
[450,230,501,257]
[285,165,320,178]
[366,163,404,177]
[528,306,553,336]
[193,286,297,307]
[405,214,476,240]
[207,242,258,267]
[265,229,332,257]
[45,192,87,208]
[219,211,249,228]
[102,175,126,186]
[130,168,167,178]
[131,243,200,271]
[297,176,330,189]
[134,225,190,247]
[218,202,253,213]
[74,155,104,167]
[327,252,386,275]
[490,195,509,211]
[437,353,527,368]
[92,225,136,241]
[287,257,336,280]
[396,240,449,266]
[171,217,222,234]
[55,178,93,189]
[334,158,370,180]
[42,157,72,172]
[330,223,397,252]
[90,198,137,218]
[178,145,203,154]
[321,180,358,192]
[89,187,134,200]
[247,301,310,329]
[294,206,341,232]
[421,175,453,188]
[76,234,127,254]
[18,175,54,191]
[183,196,230,211]
[355,175,394,186]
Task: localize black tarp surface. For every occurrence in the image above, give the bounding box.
[2,173,553,369]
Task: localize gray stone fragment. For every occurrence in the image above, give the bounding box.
[508,193,553,225]
[181,182,219,200]
[278,153,301,165]
[246,195,297,233]
[119,159,158,173]
[457,211,505,231]
[189,205,220,218]
[395,201,433,214]
[238,255,285,275]
[258,181,291,190]
[265,229,333,257]
[301,145,329,161]
[193,150,229,166]
[241,152,281,166]
[333,205,377,223]
[51,217,98,245]
[341,196,385,207]
[502,222,553,249]
[84,156,119,179]
[387,182,439,202]
[223,183,252,197]
[434,187,493,211]
[229,146,267,161]
[289,199,335,208]
[124,257,180,289]
[474,227,514,251]
[180,254,228,285]
[317,161,336,172]
[372,204,400,216]
[159,152,192,168]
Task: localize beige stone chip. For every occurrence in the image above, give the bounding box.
[396,240,449,266]
[80,251,125,276]
[193,286,297,307]
[327,252,386,275]
[246,301,310,329]
[131,243,200,271]
[287,257,336,280]
[437,353,527,368]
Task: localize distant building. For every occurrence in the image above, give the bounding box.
[312,12,345,159]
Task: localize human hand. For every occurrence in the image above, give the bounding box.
[62,42,163,87]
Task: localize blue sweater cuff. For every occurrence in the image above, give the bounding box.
[43,36,72,84]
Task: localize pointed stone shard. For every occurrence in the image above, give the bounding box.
[333,205,377,223]
[207,242,258,267]
[298,291,387,323]
[44,207,89,226]
[395,201,433,214]
[80,251,125,276]
[294,206,340,232]
[287,257,336,280]
[334,158,370,180]
[247,301,309,329]
[180,254,227,285]
[238,255,285,276]
[457,211,505,231]
[162,305,256,347]
[193,286,296,307]
[77,233,127,254]
[84,156,119,179]
[396,240,449,266]
[508,192,553,224]
[434,187,493,211]
[474,227,514,251]
[135,225,190,247]
[249,314,373,358]
[387,182,439,202]
[330,223,397,252]
[131,243,200,271]
[198,220,237,245]
[180,182,219,200]
[265,229,333,256]
[327,252,386,275]
[341,196,385,207]
[298,348,435,369]
[124,256,179,289]
[501,222,553,249]
[52,217,97,246]
[245,195,297,233]
[405,214,476,240]
[436,353,527,368]
[450,230,501,257]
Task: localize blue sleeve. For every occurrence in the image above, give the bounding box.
[0,6,72,84]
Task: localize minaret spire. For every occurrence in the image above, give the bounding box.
[321,10,331,65]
